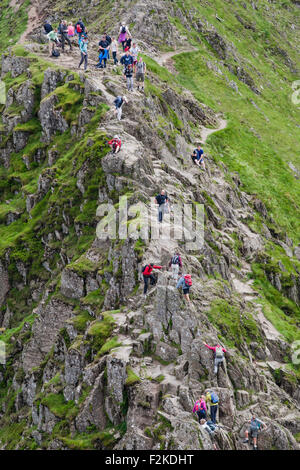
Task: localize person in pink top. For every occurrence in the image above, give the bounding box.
[68,22,75,37]
[193,396,207,422]
[204,342,227,374]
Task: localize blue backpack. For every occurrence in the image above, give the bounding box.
[210,391,219,404]
[114,97,122,108]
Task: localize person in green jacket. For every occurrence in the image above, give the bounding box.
[47,29,59,57]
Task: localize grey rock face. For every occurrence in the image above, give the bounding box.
[38,94,68,142]
[60,269,84,299]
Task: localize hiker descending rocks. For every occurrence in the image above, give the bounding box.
[193,396,207,422]
[176,274,192,302]
[75,18,85,41]
[200,419,218,450]
[205,390,219,424]
[97,35,110,69]
[58,20,72,53]
[136,57,146,92]
[111,37,119,65]
[78,36,88,72]
[47,29,59,57]
[124,35,132,52]
[243,415,265,450]
[120,50,134,78]
[108,135,122,154]
[118,23,131,51]
[113,95,128,121]
[44,20,53,35]
[130,42,140,73]
[124,64,134,92]
[169,252,182,280]
[191,144,205,170]
[142,263,162,296]
[155,190,169,223]
[204,342,227,374]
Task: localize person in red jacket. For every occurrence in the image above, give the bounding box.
[204,343,227,374]
[142,263,162,295]
[108,135,122,154]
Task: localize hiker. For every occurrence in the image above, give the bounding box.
[96,35,110,68]
[58,20,72,53]
[243,415,265,450]
[136,57,146,92]
[169,253,182,280]
[113,95,128,121]
[193,396,207,422]
[120,50,134,76]
[108,135,122,154]
[67,22,75,38]
[204,342,227,375]
[142,264,163,296]
[155,190,169,223]
[176,274,192,302]
[200,419,218,450]
[124,35,132,52]
[124,64,134,92]
[130,43,140,72]
[44,20,53,35]
[205,390,219,424]
[78,36,88,71]
[191,144,205,169]
[111,37,119,65]
[118,23,131,51]
[47,29,59,57]
[75,18,85,41]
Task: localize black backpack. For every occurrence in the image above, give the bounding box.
[52,49,60,57]
[121,26,126,34]
[171,255,179,265]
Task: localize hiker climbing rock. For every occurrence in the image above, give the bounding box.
[205,390,219,424]
[136,57,146,92]
[193,396,207,422]
[155,190,169,223]
[142,264,163,296]
[130,42,140,73]
[191,144,206,170]
[204,342,227,375]
[169,252,182,280]
[113,95,128,121]
[58,20,72,53]
[243,415,265,450]
[108,135,122,154]
[78,36,88,72]
[176,274,192,302]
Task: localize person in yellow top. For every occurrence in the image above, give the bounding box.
[205,390,219,424]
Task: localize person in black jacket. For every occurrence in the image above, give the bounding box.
[96,35,109,68]
[58,20,72,52]
[155,190,170,223]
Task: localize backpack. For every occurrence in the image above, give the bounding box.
[121,26,126,34]
[114,96,122,108]
[142,265,149,275]
[184,274,192,287]
[194,401,201,412]
[171,255,179,265]
[250,419,261,432]
[76,24,82,33]
[215,346,224,358]
[52,49,60,57]
[206,421,216,433]
[209,391,219,404]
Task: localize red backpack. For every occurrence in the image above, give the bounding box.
[184,274,192,287]
[76,24,82,33]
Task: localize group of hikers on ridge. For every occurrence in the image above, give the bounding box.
[43,19,147,92]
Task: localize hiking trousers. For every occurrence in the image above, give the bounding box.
[214,357,224,374]
[171,263,179,280]
[61,33,72,51]
[158,203,166,222]
[112,51,118,64]
[116,106,122,121]
[210,405,218,424]
[79,53,88,70]
[143,274,156,294]
[126,76,133,91]
[196,410,206,422]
